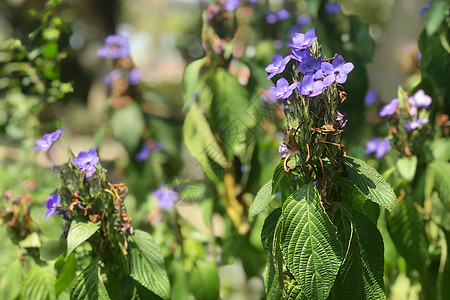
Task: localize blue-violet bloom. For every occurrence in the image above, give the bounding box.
[364,88,378,106]
[265,54,291,79]
[405,118,429,131]
[337,111,348,128]
[321,55,354,86]
[224,0,240,12]
[73,148,99,178]
[153,183,179,211]
[299,56,323,78]
[46,193,61,219]
[128,68,141,85]
[409,89,431,108]
[276,9,290,21]
[291,28,317,50]
[296,14,312,27]
[420,1,432,15]
[379,98,399,117]
[279,142,289,158]
[291,49,311,62]
[298,75,325,97]
[265,12,278,24]
[97,34,130,59]
[35,129,63,152]
[325,3,341,15]
[269,78,298,99]
[365,137,390,158]
[103,69,122,85]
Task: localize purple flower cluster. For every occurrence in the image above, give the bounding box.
[266,27,354,101]
[265,9,291,24]
[152,183,179,211]
[73,148,99,178]
[35,129,62,152]
[365,137,391,159]
[97,34,130,59]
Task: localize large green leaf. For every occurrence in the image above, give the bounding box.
[287,283,303,299]
[426,0,449,36]
[396,156,417,182]
[66,218,101,258]
[55,253,77,296]
[189,261,220,300]
[70,259,110,300]
[281,183,342,300]
[343,156,397,211]
[0,259,22,300]
[261,208,283,300]
[387,198,429,271]
[22,262,56,300]
[332,209,384,299]
[183,102,227,183]
[128,230,170,299]
[111,102,144,153]
[183,57,208,109]
[249,180,272,217]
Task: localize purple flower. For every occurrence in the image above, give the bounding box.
[261,89,277,104]
[420,1,432,15]
[73,148,99,178]
[269,78,298,99]
[325,3,341,15]
[337,111,348,128]
[409,89,431,108]
[265,12,278,24]
[134,142,163,162]
[97,34,130,59]
[103,69,122,85]
[279,142,289,158]
[291,49,311,62]
[241,165,249,173]
[35,129,63,152]
[299,56,323,78]
[321,55,354,86]
[276,9,290,21]
[224,0,240,12]
[296,14,312,27]
[298,75,325,97]
[405,118,429,131]
[46,193,61,219]
[379,98,399,117]
[365,137,390,158]
[291,28,318,50]
[364,88,378,106]
[128,68,141,85]
[153,183,179,211]
[265,54,291,80]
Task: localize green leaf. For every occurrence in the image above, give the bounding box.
[111,102,144,153]
[387,198,429,271]
[272,160,286,194]
[128,230,170,299]
[343,156,397,211]
[281,183,342,300]
[22,262,56,300]
[396,156,417,182]
[70,259,110,300]
[66,218,101,258]
[250,180,272,217]
[189,261,220,300]
[183,102,227,182]
[332,209,384,299]
[261,208,283,300]
[426,0,449,36]
[55,253,77,296]
[167,260,190,300]
[0,259,22,300]
[287,283,303,299]
[272,215,285,297]
[430,161,450,201]
[183,57,208,109]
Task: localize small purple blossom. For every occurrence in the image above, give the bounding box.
[128,68,141,85]
[73,148,99,178]
[420,1,432,15]
[337,111,348,128]
[405,118,429,131]
[276,9,290,21]
[291,28,318,50]
[153,183,179,211]
[260,89,277,104]
[46,193,61,219]
[35,129,63,152]
[296,14,312,27]
[321,55,354,86]
[103,69,122,85]
[299,56,323,78]
[279,142,289,158]
[325,3,341,15]
[241,165,249,173]
[365,137,390,159]
[364,88,378,106]
[223,0,240,12]
[379,98,399,117]
[409,89,431,108]
[269,78,298,99]
[291,49,311,62]
[135,142,163,162]
[298,75,325,97]
[265,54,291,80]
[265,12,278,24]
[97,34,130,59]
